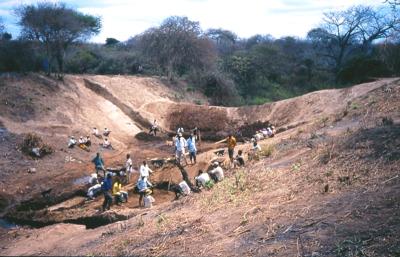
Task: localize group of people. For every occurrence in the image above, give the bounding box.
[174,130,198,166]
[253,126,276,141]
[89,151,157,210]
[84,123,276,212]
[93,127,113,149]
[68,135,91,151]
[67,127,114,151]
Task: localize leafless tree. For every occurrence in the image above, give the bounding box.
[308,5,400,81]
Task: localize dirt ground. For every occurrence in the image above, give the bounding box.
[0,73,399,256]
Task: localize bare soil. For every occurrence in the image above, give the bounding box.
[0,74,399,256]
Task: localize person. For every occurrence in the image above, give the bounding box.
[195,170,211,189]
[101,138,113,149]
[209,162,224,182]
[176,162,196,191]
[234,150,245,168]
[85,135,91,147]
[149,119,158,136]
[172,181,191,199]
[226,134,237,165]
[103,127,111,137]
[254,131,264,141]
[112,177,128,204]
[261,128,269,138]
[92,127,100,138]
[87,183,102,200]
[125,154,133,183]
[266,127,273,137]
[139,161,153,181]
[78,136,89,151]
[252,141,262,152]
[92,152,105,177]
[137,176,153,207]
[175,133,188,166]
[192,127,200,141]
[101,173,113,211]
[271,126,276,137]
[68,136,77,148]
[89,173,99,185]
[177,127,184,134]
[144,193,155,208]
[186,135,197,164]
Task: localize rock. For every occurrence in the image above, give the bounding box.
[27,168,36,174]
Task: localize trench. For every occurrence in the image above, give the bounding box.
[3,181,178,230]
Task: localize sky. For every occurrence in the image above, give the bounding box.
[0,0,384,43]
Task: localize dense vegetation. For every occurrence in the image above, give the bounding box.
[0,2,399,105]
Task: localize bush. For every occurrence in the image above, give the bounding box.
[20,133,53,158]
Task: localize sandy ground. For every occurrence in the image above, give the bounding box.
[0,73,399,256]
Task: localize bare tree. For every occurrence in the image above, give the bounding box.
[15,2,101,76]
[308,5,400,81]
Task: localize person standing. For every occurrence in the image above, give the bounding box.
[139,160,153,181]
[92,152,106,177]
[175,133,188,166]
[149,119,158,136]
[186,134,197,164]
[101,173,113,211]
[125,154,133,183]
[226,134,237,166]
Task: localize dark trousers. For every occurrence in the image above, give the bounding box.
[102,191,113,211]
[189,151,196,163]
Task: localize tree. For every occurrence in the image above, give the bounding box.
[206,28,238,55]
[308,5,400,81]
[16,2,101,76]
[138,16,216,81]
[105,37,120,46]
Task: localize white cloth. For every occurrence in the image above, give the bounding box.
[253,144,262,152]
[125,158,133,173]
[68,138,76,146]
[78,138,85,144]
[175,137,186,152]
[210,166,224,181]
[144,195,155,208]
[93,128,99,135]
[139,164,153,178]
[195,173,210,187]
[179,181,191,195]
[87,184,101,198]
[103,140,110,147]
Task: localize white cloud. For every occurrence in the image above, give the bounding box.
[0,0,385,42]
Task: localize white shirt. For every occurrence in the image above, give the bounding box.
[175,137,186,152]
[253,144,261,152]
[140,164,153,178]
[69,138,76,145]
[179,181,191,195]
[210,166,224,181]
[195,173,210,187]
[93,129,99,135]
[103,140,110,146]
[79,138,85,144]
[126,158,133,173]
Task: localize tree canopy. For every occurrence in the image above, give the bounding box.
[15,2,101,75]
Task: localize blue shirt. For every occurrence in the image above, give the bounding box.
[101,177,112,191]
[186,138,196,152]
[92,156,104,168]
